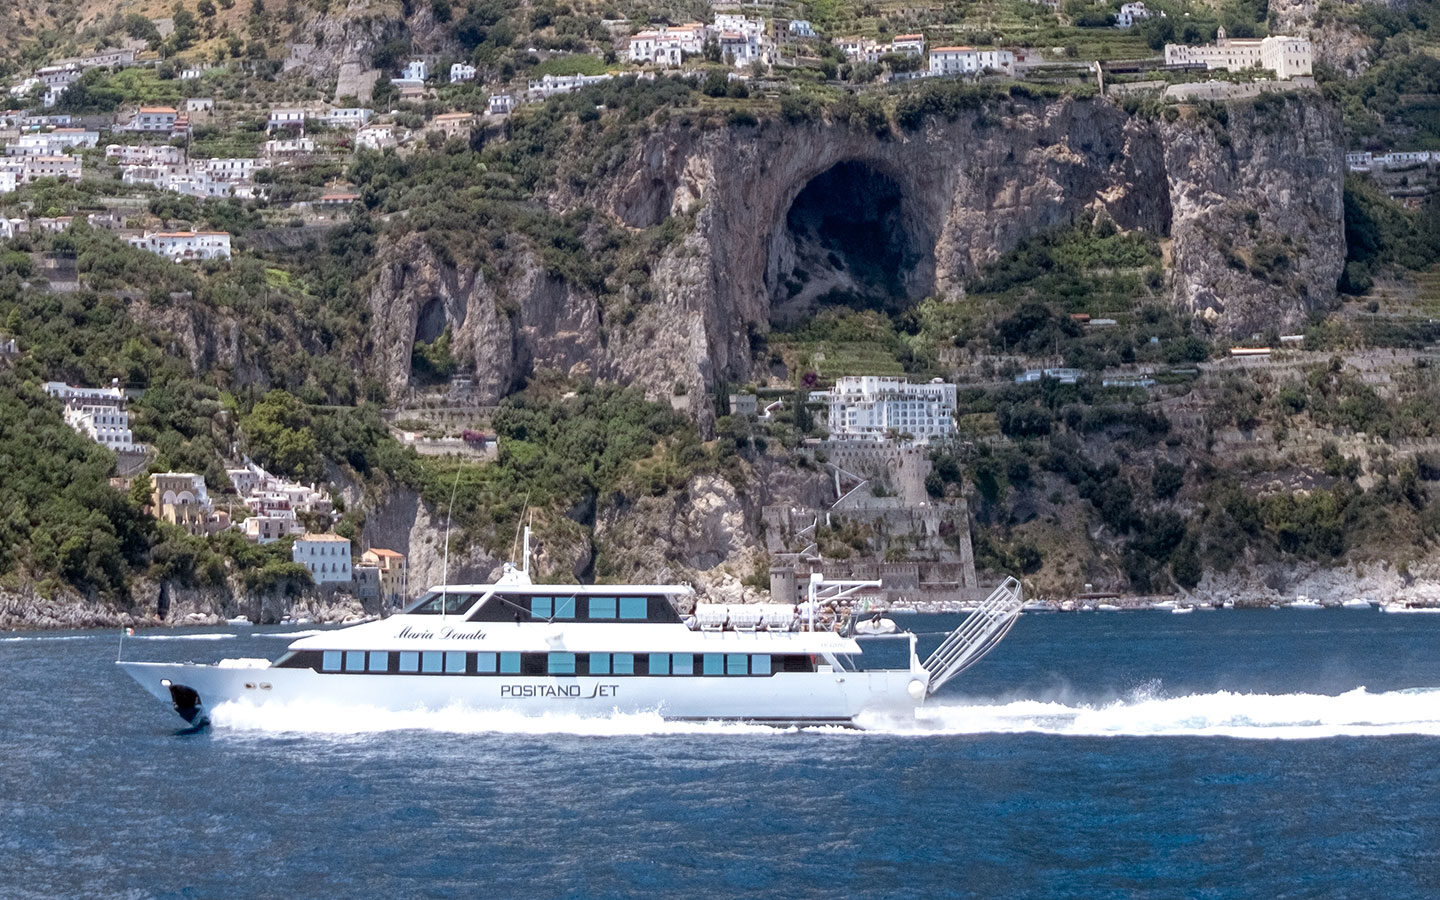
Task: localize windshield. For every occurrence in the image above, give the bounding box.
[406,591,475,615]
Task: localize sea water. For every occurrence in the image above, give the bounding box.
[2,610,1438,898]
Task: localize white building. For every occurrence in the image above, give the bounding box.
[44,381,136,451]
[1115,2,1153,28]
[106,144,186,165]
[526,73,613,100]
[450,63,477,83]
[267,108,306,131]
[1165,29,1312,79]
[811,376,957,444]
[262,137,314,160]
[244,514,303,543]
[326,107,372,128]
[836,38,881,64]
[0,170,14,194]
[355,123,396,151]
[127,106,178,132]
[127,231,232,262]
[628,24,707,65]
[393,59,427,86]
[891,34,926,56]
[19,155,81,182]
[718,30,762,66]
[789,20,816,38]
[929,46,978,75]
[202,157,260,181]
[9,129,98,155]
[293,533,352,584]
[37,64,82,90]
[487,93,515,115]
[1015,368,1084,384]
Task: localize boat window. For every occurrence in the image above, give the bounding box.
[422,651,443,674]
[649,653,669,675]
[399,651,419,673]
[672,652,694,675]
[500,652,521,674]
[530,597,552,619]
[703,653,723,675]
[553,596,576,618]
[408,592,473,616]
[726,654,748,675]
[475,652,497,673]
[780,655,815,673]
[369,652,390,673]
[322,650,342,671]
[613,653,634,675]
[345,651,366,672]
[445,652,466,674]
[590,652,611,674]
[548,652,576,675]
[751,654,772,676]
[589,596,617,619]
[619,597,647,619]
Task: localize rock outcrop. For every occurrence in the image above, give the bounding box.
[365,94,1345,410]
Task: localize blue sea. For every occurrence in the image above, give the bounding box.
[3,609,1439,899]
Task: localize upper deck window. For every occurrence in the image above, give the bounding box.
[465,591,684,623]
[407,592,474,616]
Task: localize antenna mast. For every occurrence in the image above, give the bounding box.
[441,468,460,617]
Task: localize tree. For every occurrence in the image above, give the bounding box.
[241,389,322,482]
[197,0,217,17]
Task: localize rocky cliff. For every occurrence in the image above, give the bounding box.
[365,94,1345,410]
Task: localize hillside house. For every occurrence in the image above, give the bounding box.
[431,111,475,139]
[360,548,409,607]
[789,20,816,38]
[628,24,706,65]
[150,472,228,536]
[526,73,612,100]
[127,230,232,261]
[811,376,957,444]
[293,533,352,584]
[267,108,306,132]
[355,123,396,151]
[1165,29,1312,79]
[19,155,81,182]
[326,107,372,128]
[262,137,314,160]
[1116,2,1153,28]
[450,63,477,82]
[487,93,516,115]
[106,144,185,165]
[45,381,138,452]
[127,106,177,132]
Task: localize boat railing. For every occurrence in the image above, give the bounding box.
[921,576,1023,696]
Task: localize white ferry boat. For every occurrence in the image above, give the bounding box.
[119,561,1022,729]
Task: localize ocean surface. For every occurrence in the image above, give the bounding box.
[3,608,1439,899]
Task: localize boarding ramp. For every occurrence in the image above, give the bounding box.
[922,576,1023,696]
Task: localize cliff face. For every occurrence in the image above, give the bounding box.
[365,94,1345,409]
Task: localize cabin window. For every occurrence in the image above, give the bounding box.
[475,652,497,673]
[590,652,611,675]
[751,655,772,676]
[345,651,366,672]
[726,654,748,675]
[649,653,670,675]
[530,597,552,619]
[548,652,576,675]
[399,651,419,673]
[672,652,694,675]
[703,653,724,675]
[322,650,342,671]
[500,652,521,674]
[613,653,634,675]
[369,652,390,673]
[553,596,576,618]
[422,651,443,674]
[409,592,472,615]
[619,597,647,619]
[445,652,466,674]
[589,596,617,619]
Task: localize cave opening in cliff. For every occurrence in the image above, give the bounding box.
[769,161,934,328]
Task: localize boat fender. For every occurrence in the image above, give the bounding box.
[907,679,927,701]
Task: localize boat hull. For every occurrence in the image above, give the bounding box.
[119,661,924,727]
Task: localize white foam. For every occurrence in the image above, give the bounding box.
[129,633,237,641]
[212,700,784,737]
[249,630,326,639]
[862,686,1440,739]
[207,686,1440,740]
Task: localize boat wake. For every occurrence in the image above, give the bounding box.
[209,686,1440,740]
[129,633,238,641]
[872,685,1440,739]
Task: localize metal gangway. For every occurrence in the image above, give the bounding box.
[922,577,1024,696]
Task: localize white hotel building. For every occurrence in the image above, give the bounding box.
[293,533,353,584]
[810,376,957,444]
[127,231,232,261]
[1165,29,1312,79]
[44,381,137,451]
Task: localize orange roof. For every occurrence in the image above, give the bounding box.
[895,34,924,40]
[433,112,474,121]
[301,532,350,542]
[367,548,404,559]
[932,46,974,52]
[138,106,177,114]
